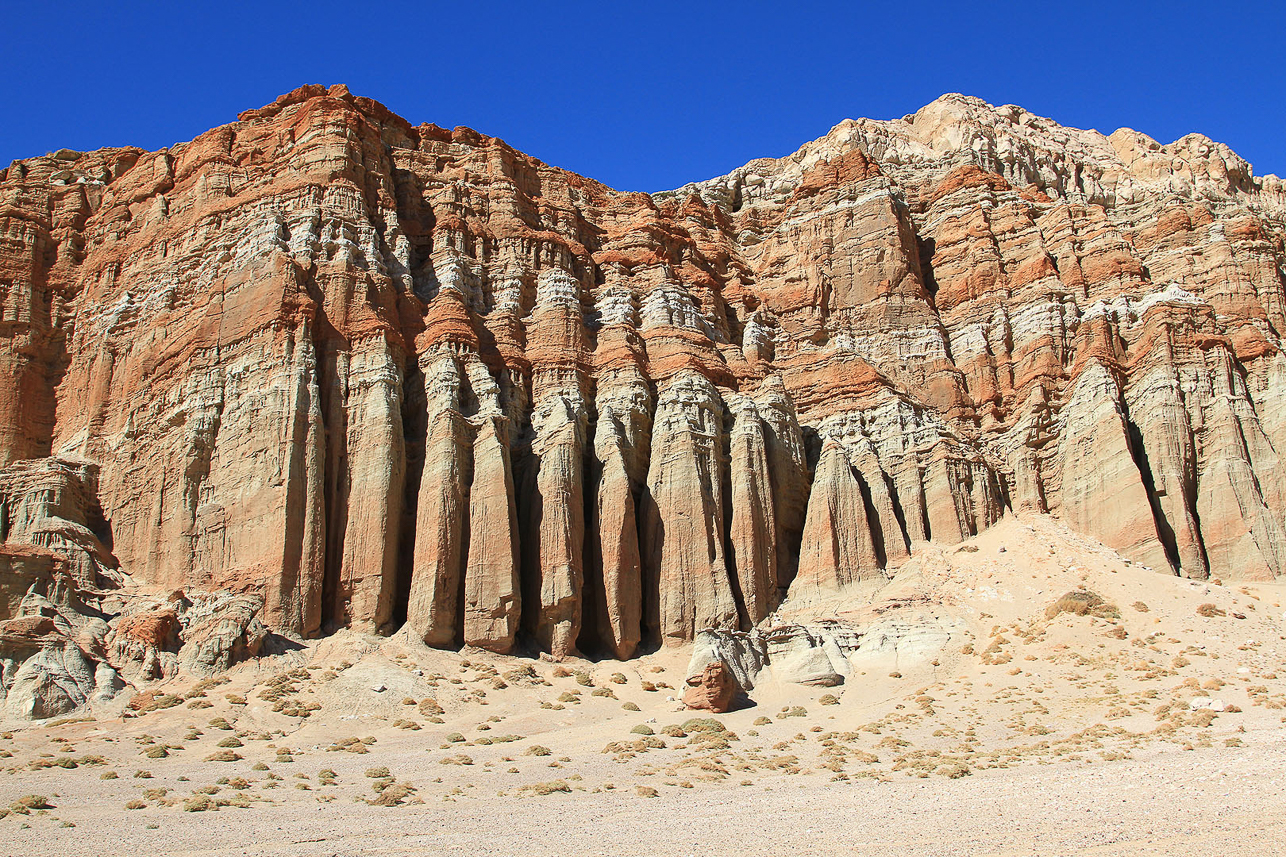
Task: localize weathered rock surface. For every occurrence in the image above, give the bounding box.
[687,614,967,691]
[681,660,738,713]
[1,84,1284,663]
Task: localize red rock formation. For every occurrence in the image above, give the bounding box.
[1,85,1284,662]
[681,660,738,713]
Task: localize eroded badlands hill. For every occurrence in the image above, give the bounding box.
[2,85,1285,702]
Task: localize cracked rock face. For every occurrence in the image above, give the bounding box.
[1,84,1284,662]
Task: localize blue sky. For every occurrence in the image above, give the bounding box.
[2,1,1282,191]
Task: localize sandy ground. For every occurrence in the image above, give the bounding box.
[3,514,1285,856]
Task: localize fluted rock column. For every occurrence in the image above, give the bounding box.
[727,401,777,627]
[520,394,586,657]
[334,336,405,632]
[752,377,809,591]
[587,408,643,658]
[463,414,522,650]
[641,372,739,643]
[1056,361,1172,572]
[275,324,328,637]
[851,436,910,566]
[1194,351,1286,580]
[519,269,591,658]
[406,353,469,646]
[790,439,881,598]
[1125,357,1207,579]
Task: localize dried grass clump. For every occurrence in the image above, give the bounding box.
[1046,590,1120,621]
[204,750,241,762]
[12,795,50,812]
[328,736,374,754]
[368,781,417,806]
[517,779,570,796]
[183,795,218,812]
[501,664,537,684]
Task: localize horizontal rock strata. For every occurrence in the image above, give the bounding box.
[0,84,1284,662]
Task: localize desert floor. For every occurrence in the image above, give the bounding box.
[4,515,1285,856]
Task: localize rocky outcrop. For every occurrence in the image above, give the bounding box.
[681,661,738,713]
[1,84,1284,661]
[108,589,266,679]
[0,552,122,719]
[0,458,117,588]
[686,614,967,690]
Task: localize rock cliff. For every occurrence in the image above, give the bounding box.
[1,84,1284,678]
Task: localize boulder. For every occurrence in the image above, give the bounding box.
[682,661,739,713]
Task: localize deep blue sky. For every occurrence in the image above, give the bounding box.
[2,1,1282,191]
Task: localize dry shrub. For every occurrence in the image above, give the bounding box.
[1196,603,1226,618]
[328,736,372,754]
[12,795,50,811]
[1046,590,1120,620]
[683,718,727,733]
[517,780,570,796]
[183,795,217,812]
[368,781,416,806]
[204,750,241,762]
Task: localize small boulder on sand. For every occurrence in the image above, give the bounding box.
[682,661,738,713]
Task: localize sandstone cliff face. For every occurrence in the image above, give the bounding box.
[2,85,1284,660]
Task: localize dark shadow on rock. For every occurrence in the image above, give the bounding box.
[260,633,307,656]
